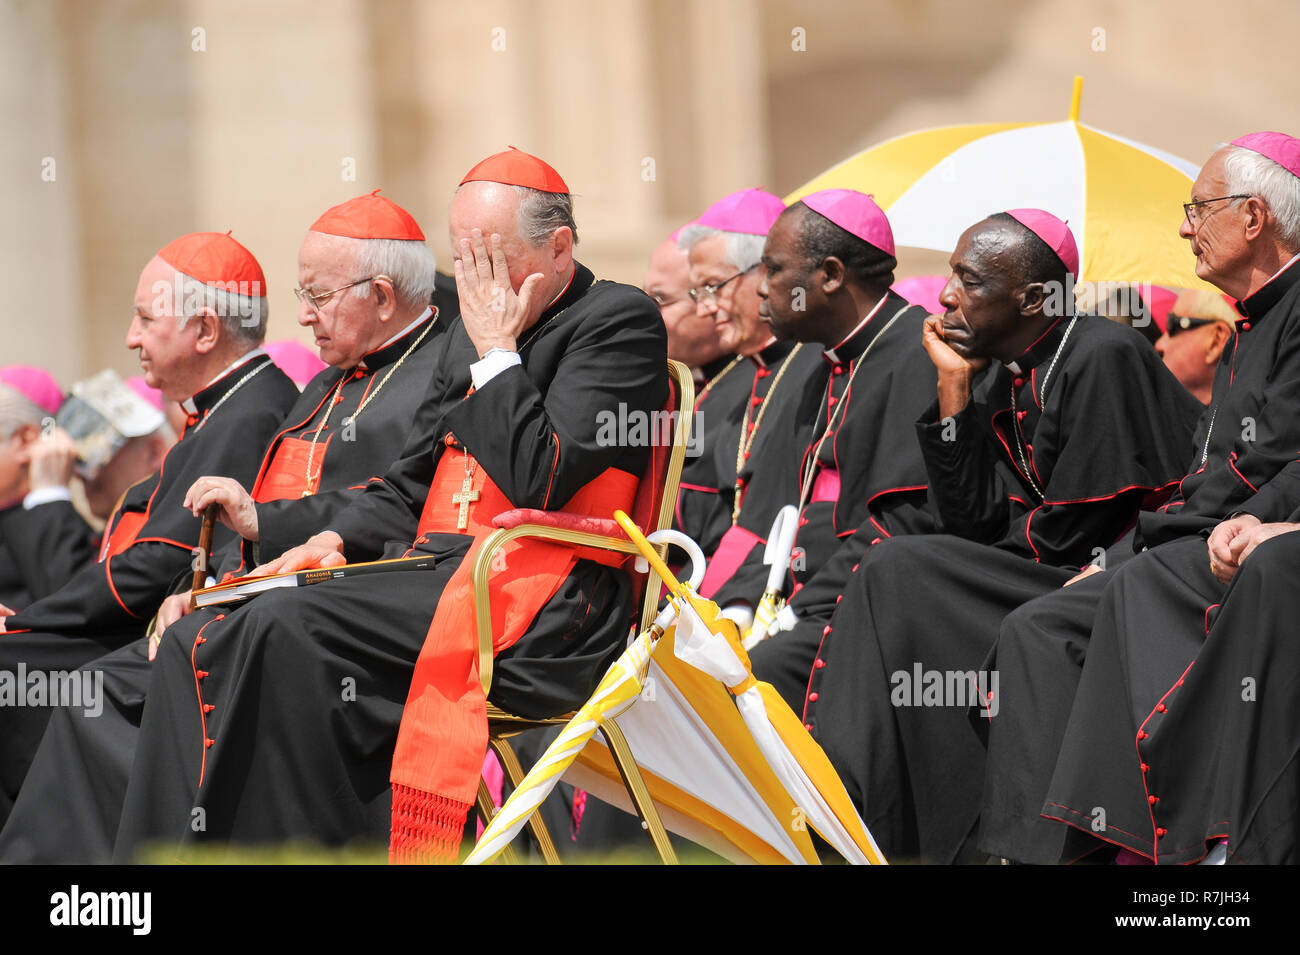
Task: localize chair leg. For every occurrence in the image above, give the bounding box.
[599,720,679,864]
[489,735,563,865]
[475,775,521,865]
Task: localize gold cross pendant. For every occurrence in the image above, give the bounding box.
[452,472,480,531]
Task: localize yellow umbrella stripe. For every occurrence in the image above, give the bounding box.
[785,121,1035,207]
[756,683,885,863]
[465,634,653,864]
[649,634,822,863]
[574,739,798,865]
[1076,123,1215,289]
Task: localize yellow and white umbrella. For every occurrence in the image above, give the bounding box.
[466,512,883,865]
[787,76,1211,290]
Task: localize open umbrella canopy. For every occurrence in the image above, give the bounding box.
[787,77,1214,291]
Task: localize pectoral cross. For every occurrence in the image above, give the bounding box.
[452,473,480,531]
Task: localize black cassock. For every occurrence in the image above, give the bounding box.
[700,340,824,599]
[0,354,297,829]
[0,499,97,607]
[1133,528,1300,865]
[109,264,666,861]
[735,294,940,709]
[0,312,452,863]
[999,261,1300,864]
[672,353,753,560]
[807,314,1200,863]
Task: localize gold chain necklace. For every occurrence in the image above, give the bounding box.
[192,359,271,432]
[696,356,744,410]
[732,345,804,522]
[796,304,910,515]
[301,313,436,496]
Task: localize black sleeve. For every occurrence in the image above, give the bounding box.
[442,291,667,511]
[4,539,198,634]
[324,356,466,560]
[788,489,934,620]
[916,396,1011,544]
[253,485,374,564]
[0,500,97,601]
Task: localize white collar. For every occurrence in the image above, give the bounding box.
[360,307,433,369]
[823,295,889,363]
[1264,251,1300,285]
[182,347,267,414]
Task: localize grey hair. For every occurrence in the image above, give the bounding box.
[676,224,766,272]
[1223,145,1300,252]
[0,383,50,440]
[176,270,268,347]
[512,185,578,247]
[349,237,438,309]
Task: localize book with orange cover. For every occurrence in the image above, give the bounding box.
[192,555,436,608]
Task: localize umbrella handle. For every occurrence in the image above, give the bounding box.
[614,509,687,601]
[762,505,800,593]
[636,529,706,591]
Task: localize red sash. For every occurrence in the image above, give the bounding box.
[253,435,324,502]
[389,446,637,863]
[98,510,148,563]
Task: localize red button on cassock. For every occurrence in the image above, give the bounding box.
[814,658,826,669]
[822,626,832,636]
[1148,795,1158,805]
[1156,703,1166,713]
[808,692,819,702]
[1137,730,1147,740]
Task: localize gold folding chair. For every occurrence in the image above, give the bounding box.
[471,359,694,864]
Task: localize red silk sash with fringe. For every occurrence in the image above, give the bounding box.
[388,444,637,863]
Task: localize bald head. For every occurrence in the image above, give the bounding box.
[449,180,575,312]
[937,216,1071,363]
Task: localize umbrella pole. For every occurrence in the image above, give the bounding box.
[599,718,678,864]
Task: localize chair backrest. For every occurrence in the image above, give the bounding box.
[626,360,693,631]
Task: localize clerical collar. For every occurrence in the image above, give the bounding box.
[823,292,893,365]
[1004,315,1071,376]
[1238,252,1300,320]
[183,348,268,415]
[697,353,734,383]
[358,306,434,371]
[750,337,794,368]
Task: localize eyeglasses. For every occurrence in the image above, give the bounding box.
[688,266,755,304]
[293,275,390,312]
[1182,194,1251,227]
[1164,313,1219,337]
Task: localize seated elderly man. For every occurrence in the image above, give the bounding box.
[0,233,299,830]
[805,209,1200,864]
[0,191,453,863]
[110,149,667,864]
[981,131,1300,865]
[672,190,822,569]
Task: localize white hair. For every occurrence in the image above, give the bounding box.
[676,224,765,272]
[1223,145,1300,253]
[512,185,578,247]
[176,271,268,347]
[349,237,438,309]
[0,384,49,440]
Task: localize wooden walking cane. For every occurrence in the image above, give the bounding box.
[189,504,218,608]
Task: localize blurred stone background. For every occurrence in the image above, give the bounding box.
[3,0,1297,382]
